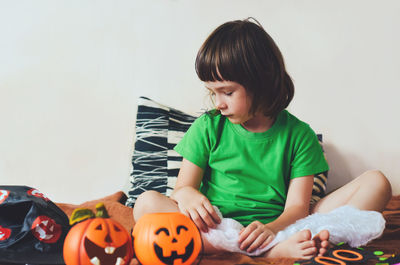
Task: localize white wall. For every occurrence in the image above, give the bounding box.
[1,0,399,204]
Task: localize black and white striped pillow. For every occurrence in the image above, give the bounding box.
[311,135,328,205]
[126,97,196,207]
[126,97,328,207]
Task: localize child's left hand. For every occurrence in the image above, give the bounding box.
[238,221,275,253]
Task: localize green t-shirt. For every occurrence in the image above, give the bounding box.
[174,110,329,226]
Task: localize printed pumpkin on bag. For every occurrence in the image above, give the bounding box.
[0,185,70,264]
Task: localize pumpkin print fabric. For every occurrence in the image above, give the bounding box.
[133,212,202,265]
[0,185,70,264]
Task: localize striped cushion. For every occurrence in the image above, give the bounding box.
[126,97,196,207]
[126,97,328,207]
[312,135,329,205]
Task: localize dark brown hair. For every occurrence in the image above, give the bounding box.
[195,18,294,118]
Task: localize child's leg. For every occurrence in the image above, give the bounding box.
[133,190,179,221]
[311,170,392,214]
[133,190,220,253]
[134,190,327,258]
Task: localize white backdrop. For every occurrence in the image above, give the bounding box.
[1,0,399,204]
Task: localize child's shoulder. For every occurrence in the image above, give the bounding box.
[280,110,314,134]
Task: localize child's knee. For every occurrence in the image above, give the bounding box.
[133,190,163,219]
[136,190,164,208]
[361,170,392,195]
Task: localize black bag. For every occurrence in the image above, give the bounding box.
[0,185,71,264]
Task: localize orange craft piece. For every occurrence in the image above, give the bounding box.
[132,212,202,265]
[63,203,133,265]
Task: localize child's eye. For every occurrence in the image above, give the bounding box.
[225,92,233,96]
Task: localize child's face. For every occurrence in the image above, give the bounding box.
[205,80,253,124]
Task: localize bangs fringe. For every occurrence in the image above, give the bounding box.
[195,26,240,82]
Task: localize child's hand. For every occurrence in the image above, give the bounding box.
[238,221,275,253]
[174,186,221,232]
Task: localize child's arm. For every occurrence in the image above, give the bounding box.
[238,175,314,253]
[266,175,314,232]
[170,158,221,232]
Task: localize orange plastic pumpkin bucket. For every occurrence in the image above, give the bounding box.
[132,212,202,265]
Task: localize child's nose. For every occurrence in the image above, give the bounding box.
[216,102,227,110]
[215,95,227,110]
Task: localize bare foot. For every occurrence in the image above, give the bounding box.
[264,230,318,259]
[313,230,330,256]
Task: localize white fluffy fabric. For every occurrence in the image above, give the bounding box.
[201,205,385,256]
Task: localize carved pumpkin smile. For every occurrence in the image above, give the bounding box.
[153,238,194,265]
[84,237,129,265]
[133,212,202,265]
[63,203,133,265]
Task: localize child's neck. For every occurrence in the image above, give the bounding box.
[241,114,275,133]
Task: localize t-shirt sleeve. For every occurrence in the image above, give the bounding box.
[290,125,329,179]
[174,114,210,169]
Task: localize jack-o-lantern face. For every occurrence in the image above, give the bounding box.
[133,212,202,265]
[31,215,62,243]
[0,189,10,204]
[64,217,133,265]
[0,225,11,241]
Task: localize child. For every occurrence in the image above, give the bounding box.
[133,18,392,259]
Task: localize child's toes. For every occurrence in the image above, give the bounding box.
[321,240,330,248]
[318,247,328,256]
[317,230,330,241]
[302,246,318,257]
[300,240,315,250]
[299,229,312,240]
